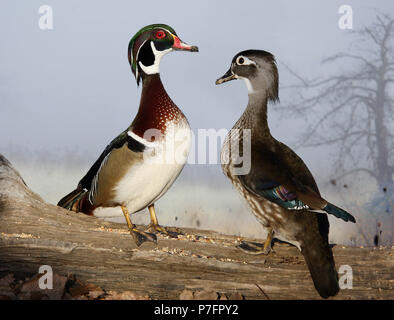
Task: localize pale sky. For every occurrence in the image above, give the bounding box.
[2,0,393,168]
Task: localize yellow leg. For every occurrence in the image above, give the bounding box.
[237,228,274,255]
[121,205,134,229]
[149,204,159,226]
[147,204,171,236]
[147,204,178,237]
[121,206,157,246]
[262,229,274,254]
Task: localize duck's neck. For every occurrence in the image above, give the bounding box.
[130,73,184,138]
[239,91,271,139]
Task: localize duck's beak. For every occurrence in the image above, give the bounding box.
[215,68,236,85]
[171,34,199,52]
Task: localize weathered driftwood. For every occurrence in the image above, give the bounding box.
[0,154,392,299]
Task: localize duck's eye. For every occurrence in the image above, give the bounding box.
[155,30,166,39]
[237,57,245,65]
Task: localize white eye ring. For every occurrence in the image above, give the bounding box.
[236,55,256,66]
[236,56,245,65]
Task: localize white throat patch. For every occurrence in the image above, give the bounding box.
[241,77,255,94]
[139,42,172,75]
[235,74,255,94]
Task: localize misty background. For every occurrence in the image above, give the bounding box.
[1,1,393,246]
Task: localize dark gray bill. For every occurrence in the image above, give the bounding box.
[215,68,236,85]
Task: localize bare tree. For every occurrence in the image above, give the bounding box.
[281,14,394,203]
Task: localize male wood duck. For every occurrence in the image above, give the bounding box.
[216,50,356,298]
[58,24,198,246]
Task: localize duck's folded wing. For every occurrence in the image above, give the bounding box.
[78,130,146,199]
[238,149,355,222]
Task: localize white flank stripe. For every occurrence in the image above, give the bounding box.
[127,130,157,147]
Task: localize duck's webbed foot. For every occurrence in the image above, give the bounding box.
[147,223,169,235]
[129,227,157,247]
[147,204,179,238]
[121,205,157,247]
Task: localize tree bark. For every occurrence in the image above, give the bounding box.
[0,154,392,299]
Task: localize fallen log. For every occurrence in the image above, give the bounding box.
[0,154,392,299]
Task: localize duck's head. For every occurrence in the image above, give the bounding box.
[216,50,279,102]
[128,24,198,85]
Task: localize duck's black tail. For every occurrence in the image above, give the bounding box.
[301,243,339,298]
[57,188,90,214]
[300,213,340,298]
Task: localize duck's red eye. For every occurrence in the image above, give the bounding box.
[155,30,166,39]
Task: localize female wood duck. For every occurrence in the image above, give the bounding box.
[216,50,356,298]
[58,24,198,247]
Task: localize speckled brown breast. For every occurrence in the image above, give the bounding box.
[130,74,187,139]
[221,125,289,235]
